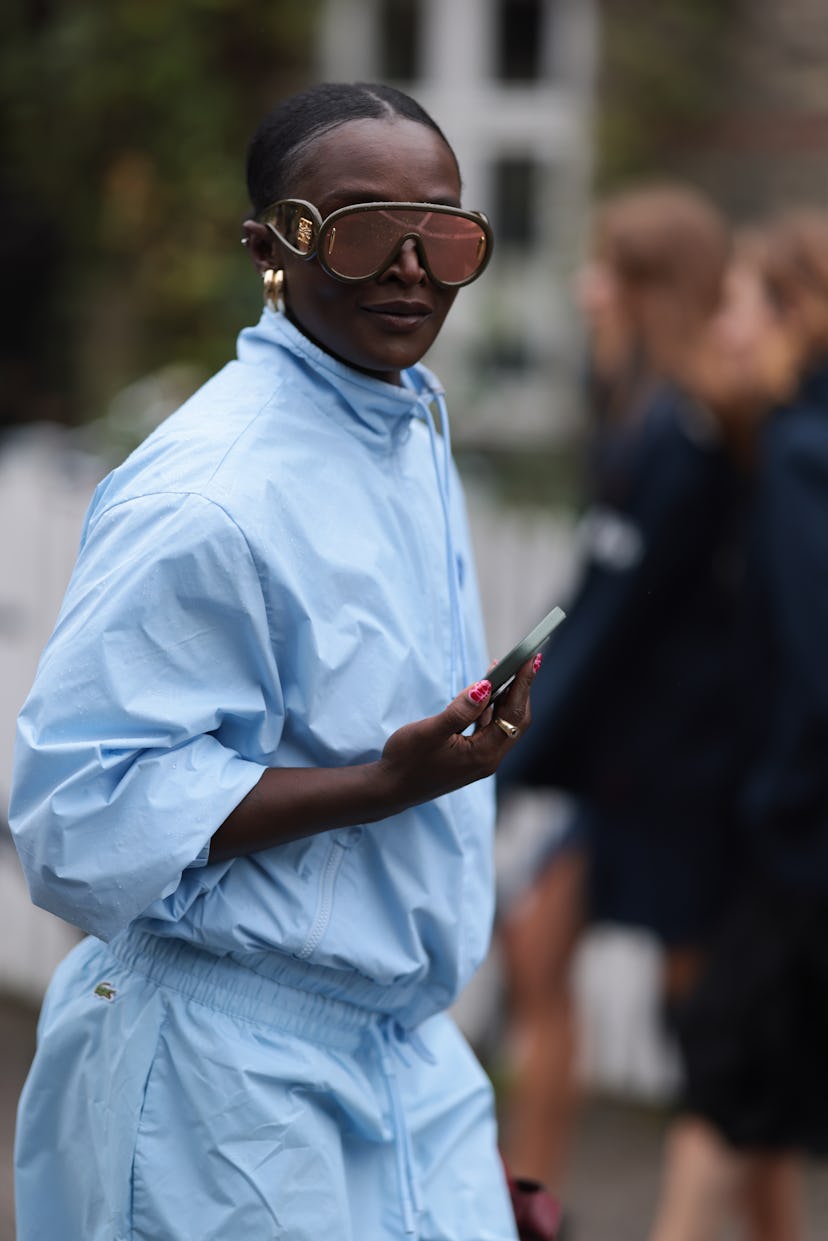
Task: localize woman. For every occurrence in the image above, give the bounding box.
[649,210,828,1241]
[496,184,755,1190]
[10,81,541,1241]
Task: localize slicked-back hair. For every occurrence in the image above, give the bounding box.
[246,81,458,216]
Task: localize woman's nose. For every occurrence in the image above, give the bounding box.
[380,236,427,285]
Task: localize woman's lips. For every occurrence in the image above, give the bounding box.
[360,300,433,330]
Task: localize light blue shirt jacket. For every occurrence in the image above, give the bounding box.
[10,311,495,1027]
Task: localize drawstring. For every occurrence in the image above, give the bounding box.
[369,1016,436,1236]
[412,386,469,697]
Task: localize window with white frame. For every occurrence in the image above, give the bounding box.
[378,0,421,81]
[495,0,553,82]
[492,154,539,249]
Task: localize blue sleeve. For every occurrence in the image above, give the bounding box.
[9,491,278,939]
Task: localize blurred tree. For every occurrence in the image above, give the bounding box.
[0,0,320,431]
[595,0,739,188]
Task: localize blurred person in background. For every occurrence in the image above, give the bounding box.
[7,80,549,1241]
[649,210,828,1241]
[494,184,760,1196]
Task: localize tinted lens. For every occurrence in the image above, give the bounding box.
[406,211,490,284]
[323,207,489,284]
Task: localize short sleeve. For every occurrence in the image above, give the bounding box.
[10,491,280,939]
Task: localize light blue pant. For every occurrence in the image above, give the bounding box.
[15,931,517,1240]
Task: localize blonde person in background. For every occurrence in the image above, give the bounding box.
[650,210,828,1241]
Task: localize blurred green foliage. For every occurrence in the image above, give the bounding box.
[595,0,739,188]
[1,0,320,430]
[0,0,743,451]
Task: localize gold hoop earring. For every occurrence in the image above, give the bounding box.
[263,268,285,313]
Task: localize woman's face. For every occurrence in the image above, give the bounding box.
[695,258,800,416]
[245,117,464,384]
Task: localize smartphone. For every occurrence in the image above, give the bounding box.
[487,605,566,700]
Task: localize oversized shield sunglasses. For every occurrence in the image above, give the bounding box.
[259,198,494,288]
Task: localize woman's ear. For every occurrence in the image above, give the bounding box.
[242,220,280,274]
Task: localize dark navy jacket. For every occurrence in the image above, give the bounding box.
[742,359,828,889]
[498,382,752,940]
[501,382,750,816]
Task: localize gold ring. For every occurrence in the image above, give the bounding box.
[493,716,520,740]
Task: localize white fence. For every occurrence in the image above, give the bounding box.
[0,426,678,1098]
[0,428,103,1000]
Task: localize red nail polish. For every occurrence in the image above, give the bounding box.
[533,652,543,673]
[468,679,491,704]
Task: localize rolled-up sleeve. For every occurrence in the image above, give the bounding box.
[9,491,280,940]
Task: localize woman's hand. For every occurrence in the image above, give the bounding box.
[375,653,540,814]
[210,653,540,861]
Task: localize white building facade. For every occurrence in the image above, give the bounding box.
[315,0,597,446]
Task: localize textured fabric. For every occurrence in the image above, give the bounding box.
[16,934,518,1240]
[10,309,494,1029]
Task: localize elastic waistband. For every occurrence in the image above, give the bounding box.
[107,929,378,1051]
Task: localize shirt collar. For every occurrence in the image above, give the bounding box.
[236,308,444,440]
